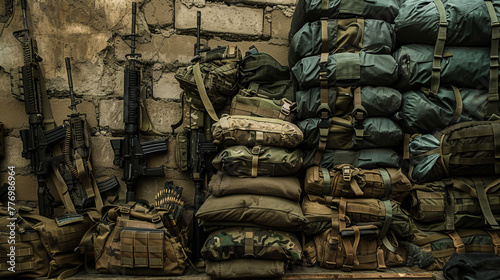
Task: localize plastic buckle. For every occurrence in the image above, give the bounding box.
[251,145,261,155]
[281,101,291,116]
[317,104,332,119]
[152,214,162,223]
[120,207,131,214]
[342,166,351,182]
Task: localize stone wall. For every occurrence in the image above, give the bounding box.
[0,0,294,212]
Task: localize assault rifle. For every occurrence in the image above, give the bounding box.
[190,11,219,263]
[14,0,66,217]
[64,58,119,211]
[111,2,167,203]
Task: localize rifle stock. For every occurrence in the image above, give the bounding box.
[112,2,166,202]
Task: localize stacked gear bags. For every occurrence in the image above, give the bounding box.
[395,0,500,271]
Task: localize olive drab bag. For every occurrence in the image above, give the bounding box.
[413,229,500,271]
[409,177,500,232]
[305,165,411,202]
[289,0,401,39]
[289,18,396,66]
[230,90,297,122]
[0,207,95,279]
[212,115,303,148]
[239,49,291,88]
[175,46,242,122]
[409,121,500,183]
[93,203,188,276]
[212,145,303,177]
[205,259,286,279]
[303,148,400,170]
[296,86,401,120]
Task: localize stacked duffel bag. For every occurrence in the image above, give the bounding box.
[394,0,500,271]
[288,0,436,271]
[195,48,306,279]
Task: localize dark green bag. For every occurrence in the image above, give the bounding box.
[409,177,500,231]
[395,44,494,91]
[296,86,401,120]
[289,18,396,66]
[303,148,400,170]
[239,51,290,87]
[205,259,286,279]
[212,145,303,177]
[395,0,500,46]
[298,117,404,150]
[409,121,500,183]
[395,87,491,134]
[245,81,295,101]
[290,0,401,39]
[292,52,398,89]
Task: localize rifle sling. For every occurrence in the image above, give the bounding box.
[193,61,219,122]
[51,165,78,214]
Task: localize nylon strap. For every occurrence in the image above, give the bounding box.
[193,61,219,122]
[378,168,392,200]
[251,146,260,178]
[485,0,500,118]
[382,236,398,253]
[86,158,104,211]
[449,86,463,126]
[487,230,500,256]
[493,122,500,174]
[51,165,78,213]
[343,165,363,196]
[244,229,255,257]
[376,246,386,271]
[447,231,465,254]
[474,178,500,230]
[321,167,331,196]
[444,186,456,231]
[75,153,95,199]
[430,0,448,95]
[380,200,392,237]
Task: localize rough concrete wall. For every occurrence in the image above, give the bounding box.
[0,0,295,213]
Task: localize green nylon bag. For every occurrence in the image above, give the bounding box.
[201,227,302,263]
[245,80,295,101]
[290,0,401,39]
[196,194,307,230]
[395,44,494,91]
[395,0,500,47]
[409,121,500,183]
[303,148,400,170]
[205,259,286,279]
[292,52,398,90]
[298,117,404,150]
[239,52,290,87]
[395,87,490,134]
[289,18,396,67]
[212,145,303,177]
[409,177,500,232]
[296,86,401,120]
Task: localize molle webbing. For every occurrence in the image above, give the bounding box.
[430,0,447,95]
[485,0,500,118]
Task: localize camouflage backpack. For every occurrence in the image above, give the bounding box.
[175,46,242,122]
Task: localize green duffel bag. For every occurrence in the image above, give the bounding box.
[395,0,500,47]
[395,44,494,91]
[245,80,295,101]
[409,121,500,182]
[196,194,306,230]
[394,87,490,134]
[239,51,290,87]
[201,227,302,263]
[230,90,297,122]
[303,148,400,169]
[289,18,396,66]
[212,145,303,177]
[408,177,500,231]
[292,52,398,90]
[413,229,500,271]
[212,115,303,148]
[298,117,404,150]
[296,86,401,120]
[208,171,302,202]
[205,259,286,279]
[290,0,401,39]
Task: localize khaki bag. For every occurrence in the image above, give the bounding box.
[304,226,407,271]
[409,177,500,231]
[205,259,286,279]
[230,90,297,122]
[175,46,241,121]
[413,229,500,271]
[208,171,302,202]
[93,203,188,276]
[196,195,306,231]
[305,165,411,202]
[212,115,303,148]
[201,227,302,263]
[212,145,303,177]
